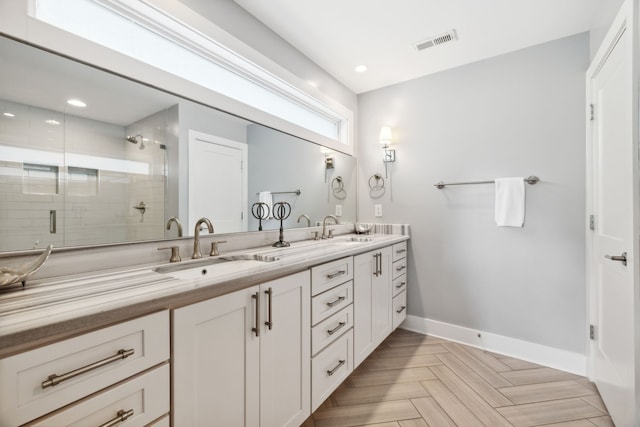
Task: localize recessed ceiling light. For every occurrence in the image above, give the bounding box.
[3,112,15,117]
[355,65,368,73]
[45,119,61,125]
[308,81,318,88]
[67,99,87,108]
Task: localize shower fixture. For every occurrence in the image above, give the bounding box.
[126,134,145,150]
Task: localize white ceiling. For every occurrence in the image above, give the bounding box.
[234,0,599,94]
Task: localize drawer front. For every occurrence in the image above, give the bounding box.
[311,257,353,296]
[312,305,353,356]
[0,311,169,427]
[312,329,353,412]
[311,281,353,325]
[28,364,170,427]
[393,291,407,330]
[392,242,407,262]
[149,415,170,427]
[393,274,407,297]
[392,258,407,279]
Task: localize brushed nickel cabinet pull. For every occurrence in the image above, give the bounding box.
[327,322,346,335]
[327,359,346,376]
[41,348,135,389]
[264,287,273,330]
[327,270,346,279]
[396,305,407,314]
[378,252,383,275]
[396,248,406,254]
[49,210,56,234]
[373,253,380,277]
[396,265,406,272]
[396,281,406,289]
[252,292,260,337]
[98,409,134,427]
[326,296,346,307]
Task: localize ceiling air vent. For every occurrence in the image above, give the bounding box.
[414,29,458,51]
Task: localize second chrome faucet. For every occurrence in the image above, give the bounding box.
[192,217,214,259]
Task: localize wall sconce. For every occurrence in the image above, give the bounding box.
[321,146,335,182]
[379,126,395,178]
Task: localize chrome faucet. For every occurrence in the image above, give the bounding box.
[166,216,183,237]
[321,215,338,239]
[297,214,311,227]
[192,218,214,259]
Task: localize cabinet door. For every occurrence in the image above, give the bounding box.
[260,271,311,427]
[173,286,260,427]
[354,247,392,367]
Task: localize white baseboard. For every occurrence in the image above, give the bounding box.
[401,315,586,376]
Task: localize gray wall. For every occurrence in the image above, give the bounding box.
[357,33,589,353]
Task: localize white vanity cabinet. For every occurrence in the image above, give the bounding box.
[392,242,408,329]
[310,257,355,411]
[353,247,393,367]
[172,271,311,427]
[0,311,170,427]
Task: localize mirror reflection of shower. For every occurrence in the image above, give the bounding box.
[126,134,145,150]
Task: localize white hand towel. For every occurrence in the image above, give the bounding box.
[495,177,525,227]
[258,191,273,219]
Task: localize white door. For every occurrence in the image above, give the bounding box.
[259,271,311,427]
[172,287,260,427]
[188,130,247,234]
[587,2,638,425]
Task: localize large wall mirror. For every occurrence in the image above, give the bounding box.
[0,36,356,252]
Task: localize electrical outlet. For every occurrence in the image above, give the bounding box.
[335,204,342,217]
[374,204,383,217]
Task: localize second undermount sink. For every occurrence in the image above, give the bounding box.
[154,253,278,280]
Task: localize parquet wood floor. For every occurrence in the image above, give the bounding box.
[303,329,613,427]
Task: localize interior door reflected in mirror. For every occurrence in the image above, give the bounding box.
[0,36,356,252]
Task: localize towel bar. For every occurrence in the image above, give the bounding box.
[434,176,539,189]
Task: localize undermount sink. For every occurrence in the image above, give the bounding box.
[154,254,278,280]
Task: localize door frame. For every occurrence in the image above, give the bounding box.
[585,0,640,420]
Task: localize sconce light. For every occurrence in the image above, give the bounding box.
[379,126,395,178]
[321,146,335,182]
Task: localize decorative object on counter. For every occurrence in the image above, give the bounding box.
[166,216,183,237]
[133,201,146,222]
[379,126,396,178]
[251,202,271,231]
[0,244,53,286]
[272,202,292,247]
[354,223,374,235]
[192,217,214,259]
[257,191,273,219]
[434,175,540,189]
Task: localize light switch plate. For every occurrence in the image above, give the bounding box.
[374,204,382,217]
[335,204,342,217]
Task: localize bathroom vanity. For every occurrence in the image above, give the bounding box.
[0,230,408,426]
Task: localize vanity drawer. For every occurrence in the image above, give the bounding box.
[393,274,407,297]
[312,305,353,356]
[393,291,407,330]
[0,310,169,427]
[392,258,407,279]
[392,242,407,262]
[312,329,353,412]
[27,364,170,427]
[311,281,353,325]
[311,257,353,296]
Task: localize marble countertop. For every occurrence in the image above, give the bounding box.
[0,233,409,358]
